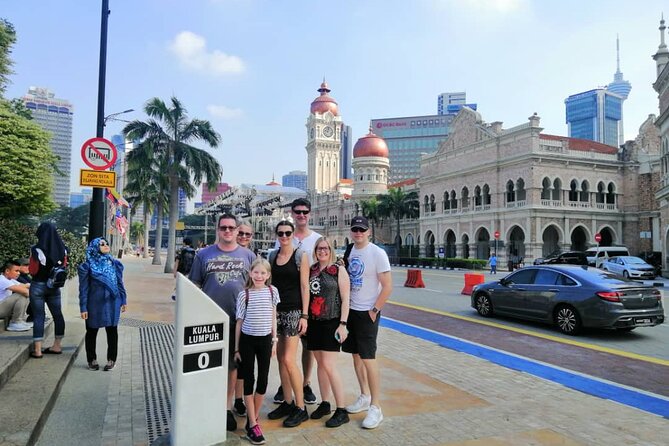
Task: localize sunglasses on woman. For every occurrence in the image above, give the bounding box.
[277,231,293,237]
[99,241,109,246]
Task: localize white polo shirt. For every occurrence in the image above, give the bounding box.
[0,275,20,302]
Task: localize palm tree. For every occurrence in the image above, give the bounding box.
[125,140,167,263]
[123,97,222,273]
[377,188,420,256]
[359,197,380,243]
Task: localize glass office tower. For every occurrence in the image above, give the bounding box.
[565,89,623,147]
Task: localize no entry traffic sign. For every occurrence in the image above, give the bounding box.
[80,137,118,170]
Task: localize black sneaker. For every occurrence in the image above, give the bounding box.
[283,406,308,428]
[303,384,317,405]
[226,410,237,431]
[234,398,246,417]
[268,401,294,420]
[310,401,331,420]
[246,424,266,445]
[273,385,284,404]
[325,408,350,428]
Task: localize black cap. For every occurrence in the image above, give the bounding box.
[350,216,369,230]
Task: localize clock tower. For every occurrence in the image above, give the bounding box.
[306,81,343,193]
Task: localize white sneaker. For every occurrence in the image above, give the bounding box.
[6,322,30,332]
[22,321,33,328]
[346,394,371,414]
[362,405,383,429]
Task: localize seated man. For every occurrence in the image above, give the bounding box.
[0,260,31,331]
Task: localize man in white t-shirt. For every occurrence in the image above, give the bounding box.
[342,216,392,429]
[0,260,31,332]
[272,198,322,405]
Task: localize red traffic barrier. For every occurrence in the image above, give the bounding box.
[461,273,484,295]
[404,269,425,288]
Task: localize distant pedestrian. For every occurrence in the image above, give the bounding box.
[488,254,497,274]
[29,222,68,358]
[234,258,279,445]
[174,238,196,277]
[17,258,33,322]
[343,216,392,429]
[79,238,127,371]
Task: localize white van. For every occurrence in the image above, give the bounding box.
[584,246,630,268]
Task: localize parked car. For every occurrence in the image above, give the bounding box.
[602,256,656,279]
[470,265,665,335]
[584,246,630,268]
[534,251,588,266]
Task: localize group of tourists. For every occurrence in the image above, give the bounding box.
[187,198,392,445]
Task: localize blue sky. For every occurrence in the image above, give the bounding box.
[3,0,668,198]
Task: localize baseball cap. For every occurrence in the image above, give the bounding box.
[350,216,369,230]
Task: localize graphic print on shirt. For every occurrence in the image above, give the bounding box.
[348,256,365,292]
[205,254,248,285]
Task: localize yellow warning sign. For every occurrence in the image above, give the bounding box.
[80,169,116,188]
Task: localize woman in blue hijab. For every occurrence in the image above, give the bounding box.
[79,238,127,371]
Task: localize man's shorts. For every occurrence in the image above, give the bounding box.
[277,309,301,337]
[341,309,380,359]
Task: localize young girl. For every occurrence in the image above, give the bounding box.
[234,258,280,445]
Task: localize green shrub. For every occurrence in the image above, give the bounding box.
[0,218,86,279]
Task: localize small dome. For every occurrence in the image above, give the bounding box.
[310,81,339,116]
[353,127,389,158]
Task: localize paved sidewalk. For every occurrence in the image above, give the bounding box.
[35,256,669,445]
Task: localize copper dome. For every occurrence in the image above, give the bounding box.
[353,127,389,158]
[310,81,339,116]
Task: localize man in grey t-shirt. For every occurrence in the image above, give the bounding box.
[189,213,255,430]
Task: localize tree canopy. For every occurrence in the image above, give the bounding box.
[0,19,16,95]
[0,104,57,217]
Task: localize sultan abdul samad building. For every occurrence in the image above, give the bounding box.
[305,81,661,266]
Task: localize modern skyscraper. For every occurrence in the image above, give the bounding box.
[565,37,631,148]
[340,125,353,179]
[565,88,623,147]
[282,170,307,191]
[22,87,73,205]
[69,188,92,208]
[371,92,477,184]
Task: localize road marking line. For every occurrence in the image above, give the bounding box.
[388,300,669,367]
[381,317,669,418]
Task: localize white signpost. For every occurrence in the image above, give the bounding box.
[171,274,229,445]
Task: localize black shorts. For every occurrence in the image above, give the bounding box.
[306,318,340,352]
[341,309,380,359]
[227,326,237,372]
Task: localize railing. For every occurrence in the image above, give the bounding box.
[540,199,562,207]
[505,200,526,208]
[595,203,616,210]
[568,201,590,208]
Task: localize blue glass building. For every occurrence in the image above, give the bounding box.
[565,89,623,147]
[282,170,307,191]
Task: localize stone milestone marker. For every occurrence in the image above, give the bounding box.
[171,274,229,445]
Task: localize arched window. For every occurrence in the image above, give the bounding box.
[424,195,430,213]
[516,178,526,201]
[580,180,589,202]
[596,181,606,203]
[483,184,491,205]
[506,180,515,202]
[429,194,436,212]
[443,191,450,211]
[474,186,482,206]
[569,179,579,202]
[450,190,457,209]
[552,178,561,201]
[606,182,616,205]
[461,187,469,209]
[541,177,551,200]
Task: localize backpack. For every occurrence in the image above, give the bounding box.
[47,264,68,289]
[177,247,196,274]
[268,248,303,270]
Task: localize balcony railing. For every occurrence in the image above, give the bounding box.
[505,200,526,208]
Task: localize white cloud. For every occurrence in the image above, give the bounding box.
[168,31,245,76]
[207,104,244,119]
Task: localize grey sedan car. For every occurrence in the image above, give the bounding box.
[602,256,656,279]
[470,265,665,335]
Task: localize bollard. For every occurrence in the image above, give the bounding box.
[404,269,425,288]
[404,269,416,287]
[412,269,425,288]
[461,273,485,295]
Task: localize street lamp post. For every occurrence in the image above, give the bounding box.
[88,0,111,242]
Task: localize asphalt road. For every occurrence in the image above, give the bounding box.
[388,267,669,361]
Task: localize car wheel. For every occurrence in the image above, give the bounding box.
[554,305,582,335]
[617,327,636,332]
[622,270,629,279]
[474,293,493,317]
